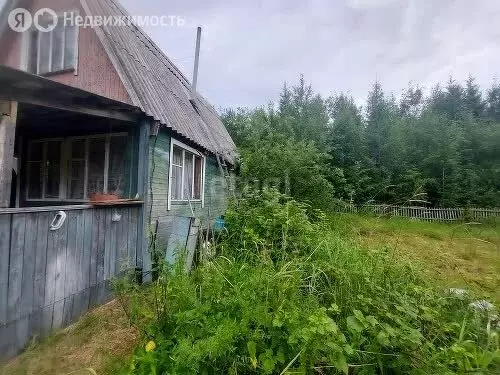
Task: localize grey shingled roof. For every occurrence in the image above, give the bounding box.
[81,0,237,163]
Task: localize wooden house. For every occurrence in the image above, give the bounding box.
[0,0,236,358]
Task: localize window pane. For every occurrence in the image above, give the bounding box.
[71,139,86,159]
[51,22,64,72]
[45,141,61,198]
[172,166,182,200]
[68,139,86,199]
[69,160,85,199]
[38,31,51,74]
[28,31,38,73]
[27,162,42,199]
[64,25,77,70]
[193,156,202,199]
[87,138,106,196]
[108,136,130,197]
[183,152,193,199]
[28,142,43,161]
[172,145,183,166]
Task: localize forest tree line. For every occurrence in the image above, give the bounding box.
[221,76,500,208]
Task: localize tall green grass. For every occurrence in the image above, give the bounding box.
[120,190,499,374]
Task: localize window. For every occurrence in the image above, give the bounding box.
[26,134,132,201]
[26,140,63,200]
[169,140,205,206]
[26,13,78,75]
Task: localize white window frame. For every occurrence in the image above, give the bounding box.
[21,10,80,76]
[25,133,130,202]
[167,138,206,210]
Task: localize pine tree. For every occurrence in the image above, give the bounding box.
[464,75,485,118]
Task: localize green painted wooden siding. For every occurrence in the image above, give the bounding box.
[148,131,228,224]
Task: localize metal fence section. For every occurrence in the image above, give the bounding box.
[335,203,500,222]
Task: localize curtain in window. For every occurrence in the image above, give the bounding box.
[183,153,194,199]
[172,146,183,200]
[193,156,203,199]
[171,144,204,202]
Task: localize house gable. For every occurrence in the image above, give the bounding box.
[0,0,132,104]
[1,0,237,164]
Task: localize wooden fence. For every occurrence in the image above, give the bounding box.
[335,204,500,222]
[0,204,141,359]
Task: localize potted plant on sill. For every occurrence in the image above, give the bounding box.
[89,175,122,203]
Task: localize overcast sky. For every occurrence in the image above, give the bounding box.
[3,0,500,109]
[118,0,500,109]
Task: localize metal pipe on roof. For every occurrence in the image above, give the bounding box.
[191,27,202,99]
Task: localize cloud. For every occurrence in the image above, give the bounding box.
[5,0,495,109]
[346,0,399,10]
[91,0,500,108]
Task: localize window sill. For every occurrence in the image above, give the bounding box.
[21,199,143,206]
[0,200,143,214]
[37,68,76,77]
[171,200,203,205]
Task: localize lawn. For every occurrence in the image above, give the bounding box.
[1,211,499,374]
[328,213,500,302]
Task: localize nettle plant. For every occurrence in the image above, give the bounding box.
[122,190,499,374]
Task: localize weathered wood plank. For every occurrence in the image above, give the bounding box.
[20,213,37,320]
[71,288,90,322]
[33,212,49,316]
[82,209,93,291]
[74,210,85,295]
[62,295,74,327]
[0,320,17,359]
[117,208,129,273]
[96,209,105,284]
[52,209,69,330]
[28,308,43,340]
[7,214,26,322]
[0,214,11,324]
[44,211,59,334]
[89,284,99,309]
[128,208,138,269]
[104,210,112,280]
[137,121,150,280]
[109,210,118,278]
[90,209,100,288]
[15,316,29,354]
[51,299,65,331]
[0,103,17,208]
[64,212,78,299]
[41,304,54,337]
[1,205,153,360]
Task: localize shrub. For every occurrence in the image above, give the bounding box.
[239,133,340,209]
[221,189,321,262]
[121,193,499,374]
